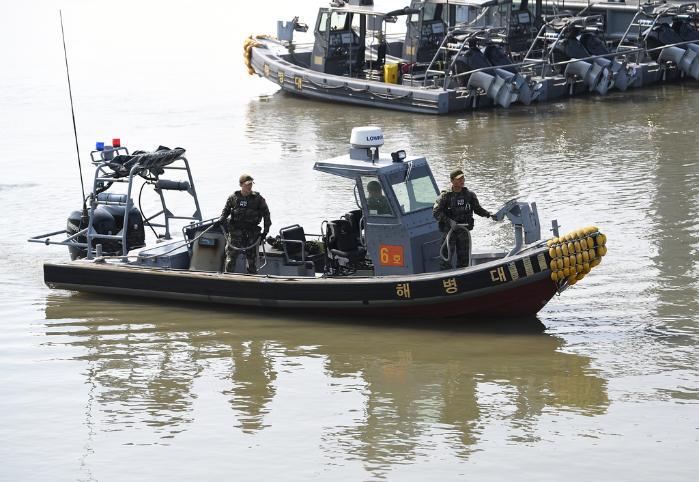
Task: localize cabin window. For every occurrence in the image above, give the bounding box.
[389,166,439,214]
[361,177,394,217]
[330,12,350,31]
[318,12,329,33]
[454,6,469,23]
[422,4,438,22]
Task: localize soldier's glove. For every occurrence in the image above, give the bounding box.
[211,220,221,229]
[448,219,458,230]
[261,231,269,243]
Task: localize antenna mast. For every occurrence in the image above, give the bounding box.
[59,10,87,205]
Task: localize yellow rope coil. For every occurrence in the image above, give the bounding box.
[243,36,262,75]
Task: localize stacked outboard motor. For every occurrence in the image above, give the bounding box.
[650,20,699,80]
[551,22,612,95]
[580,31,636,91]
[453,37,518,108]
[483,44,538,105]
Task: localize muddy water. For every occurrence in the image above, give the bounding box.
[1,1,698,480]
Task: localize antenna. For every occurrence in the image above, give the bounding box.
[59,10,87,207]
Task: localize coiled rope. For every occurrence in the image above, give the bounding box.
[243,36,262,75]
[439,223,472,266]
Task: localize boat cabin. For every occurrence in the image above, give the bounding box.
[313,126,443,276]
[400,0,530,62]
[310,0,416,78]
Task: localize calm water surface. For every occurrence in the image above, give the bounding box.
[1,1,698,481]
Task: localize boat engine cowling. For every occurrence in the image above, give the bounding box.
[645,23,684,60]
[453,47,492,87]
[456,47,518,108]
[484,45,537,104]
[658,44,699,80]
[565,60,611,94]
[555,36,611,94]
[580,32,635,91]
[467,70,518,108]
[66,205,145,260]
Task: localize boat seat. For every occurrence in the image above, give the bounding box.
[279,224,315,270]
[327,219,366,269]
[341,209,363,244]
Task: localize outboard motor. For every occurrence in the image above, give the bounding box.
[580,32,636,91]
[484,44,538,104]
[459,42,517,108]
[553,29,612,95]
[645,23,683,60]
[65,199,145,260]
[653,22,699,80]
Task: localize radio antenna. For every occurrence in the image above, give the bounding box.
[59,10,87,206]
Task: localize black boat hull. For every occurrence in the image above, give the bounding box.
[44,248,557,319]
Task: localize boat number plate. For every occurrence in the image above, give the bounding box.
[380,244,404,267]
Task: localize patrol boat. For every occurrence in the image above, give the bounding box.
[30,127,608,319]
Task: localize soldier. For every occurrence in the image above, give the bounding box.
[366,180,392,215]
[218,174,271,274]
[433,169,496,269]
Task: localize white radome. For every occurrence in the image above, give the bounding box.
[350,126,384,148]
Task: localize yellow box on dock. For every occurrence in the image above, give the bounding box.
[384,63,398,84]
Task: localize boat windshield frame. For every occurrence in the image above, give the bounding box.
[386,163,440,215]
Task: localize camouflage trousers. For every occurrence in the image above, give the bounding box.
[225,227,261,274]
[440,228,471,269]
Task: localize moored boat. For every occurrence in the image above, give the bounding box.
[245,0,699,113]
[30,127,608,319]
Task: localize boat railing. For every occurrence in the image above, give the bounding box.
[28,228,91,251]
[86,156,201,259]
[421,24,511,88]
[615,3,699,62]
[29,153,203,260]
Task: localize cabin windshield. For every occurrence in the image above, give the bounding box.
[318,11,354,33]
[388,166,439,215]
[455,6,468,23]
[332,12,351,31]
[361,177,394,217]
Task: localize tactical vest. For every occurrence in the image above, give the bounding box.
[446,190,474,228]
[231,192,264,228]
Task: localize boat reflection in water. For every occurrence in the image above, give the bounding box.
[44,294,609,466]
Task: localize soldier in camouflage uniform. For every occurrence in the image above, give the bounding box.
[366,180,392,215]
[433,169,496,269]
[218,174,271,274]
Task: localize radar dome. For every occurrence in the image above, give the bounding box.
[350,126,384,149]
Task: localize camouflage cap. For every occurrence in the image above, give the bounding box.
[239,174,254,185]
[450,169,465,181]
